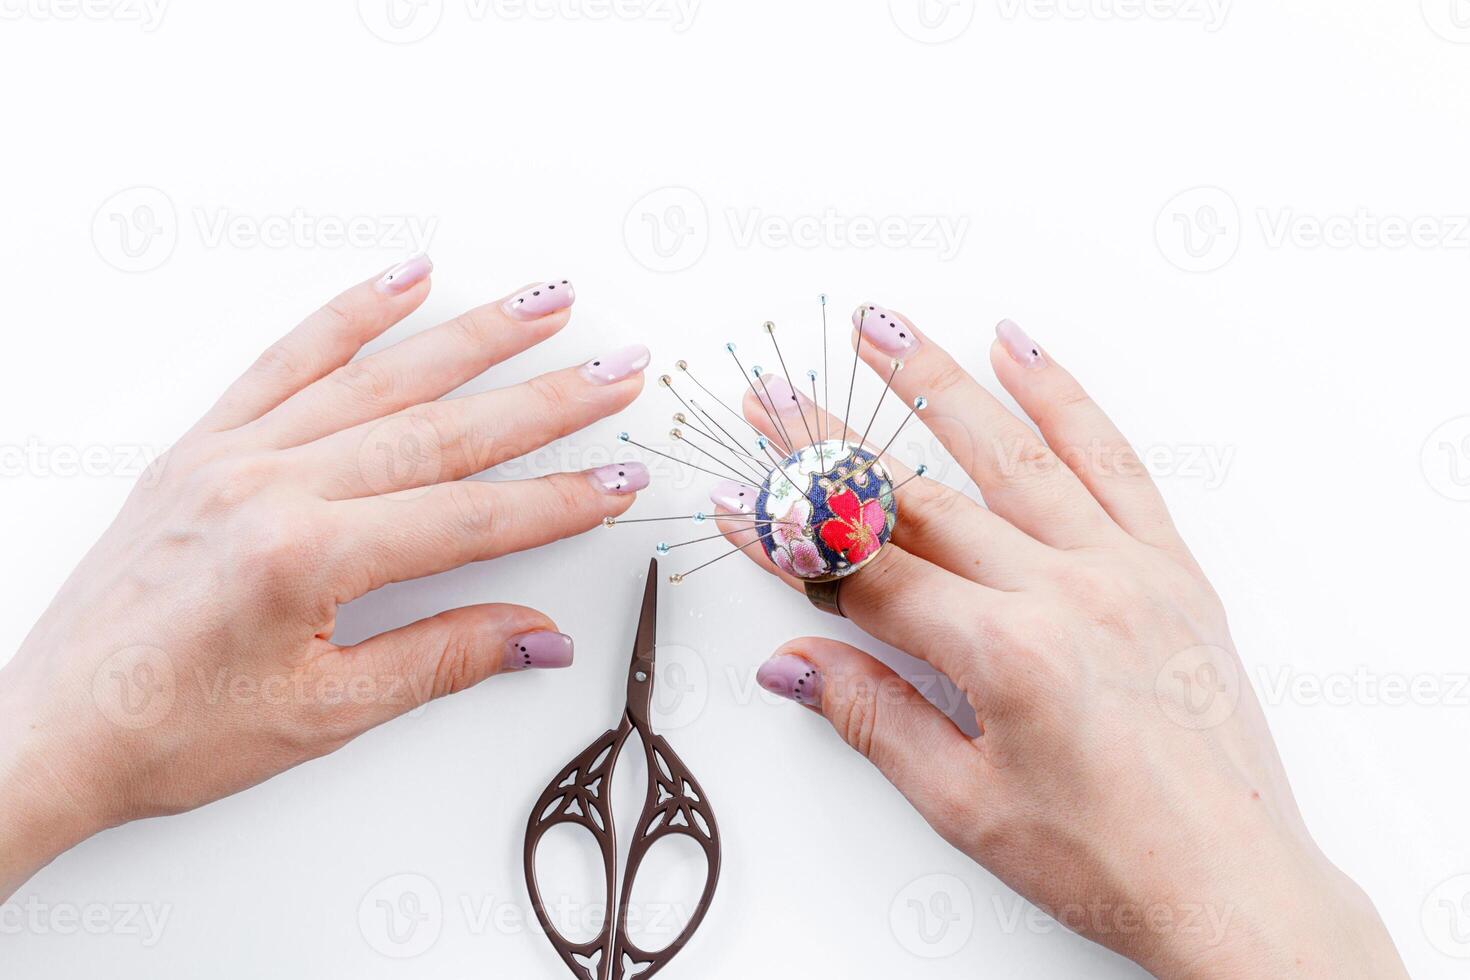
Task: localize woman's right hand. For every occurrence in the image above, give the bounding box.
[714,305,1407,978]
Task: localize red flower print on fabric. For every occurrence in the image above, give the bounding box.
[818,489,887,565]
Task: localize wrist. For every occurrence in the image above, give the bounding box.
[0,667,111,901]
[1141,850,1407,980]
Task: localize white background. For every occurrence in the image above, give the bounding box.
[2,0,1469,976]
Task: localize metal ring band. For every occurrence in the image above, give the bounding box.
[804,578,844,618]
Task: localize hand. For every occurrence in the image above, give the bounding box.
[0,258,651,900]
[712,307,1408,979]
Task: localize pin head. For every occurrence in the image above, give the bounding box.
[602,516,616,528]
[724,342,736,353]
[807,369,818,382]
[618,431,630,442]
[655,542,671,556]
[914,395,929,410]
[674,412,686,424]
[659,374,672,387]
[676,359,688,371]
[763,321,775,334]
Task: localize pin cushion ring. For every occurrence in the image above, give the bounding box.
[600,297,932,609]
[755,438,897,615]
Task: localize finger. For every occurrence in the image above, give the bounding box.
[318,604,572,735]
[196,256,434,433]
[255,279,576,448]
[850,303,1118,548]
[710,511,1005,696]
[989,321,1188,555]
[754,638,981,845]
[717,379,1050,591]
[329,466,646,595]
[296,349,648,499]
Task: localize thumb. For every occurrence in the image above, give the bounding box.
[756,637,981,840]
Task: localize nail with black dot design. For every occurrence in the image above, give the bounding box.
[589,461,651,494]
[853,302,918,356]
[580,344,651,385]
[503,279,577,321]
[709,480,758,513]
[504,631,574,671]
[757,653,824,706]
[995,319,1045,371]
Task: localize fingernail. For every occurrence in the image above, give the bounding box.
[853,303,917,355]
[580,344,651,385]
[710,479,759,514]
[996,319,1044,370]
[503,280,575,320]
[756,375,806,417]
[504,631,574,671]
[588,461,649,494]
[374,253,432,295]
[757,654,823,706]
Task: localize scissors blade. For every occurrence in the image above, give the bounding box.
[626,557,658,728]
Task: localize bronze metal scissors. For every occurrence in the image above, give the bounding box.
[524,558,721,980]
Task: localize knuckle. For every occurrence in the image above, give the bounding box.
[320,295,359,335]
[990,432,1062,486]
[430,626,482,699]
[185,455,278,514]
[923,359,971,400]
[329,357,398,404]
[449,308,496,347]
[249,340,303,385]
[526,373,579,420]
[834,676,883,761]
[446,482,499,542]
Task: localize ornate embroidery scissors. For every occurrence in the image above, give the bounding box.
[524,558,721,980]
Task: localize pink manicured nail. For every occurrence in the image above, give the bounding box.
[580,344,651,385]
[588,461,649,494]
[996,319,1044,370]
[758,654,823,707]
[710,479,759,513]
[504,280,575,320]
[374,254,432,295]
[756,375,806,417]
[853,303,917,355]
[505,631,574,671]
